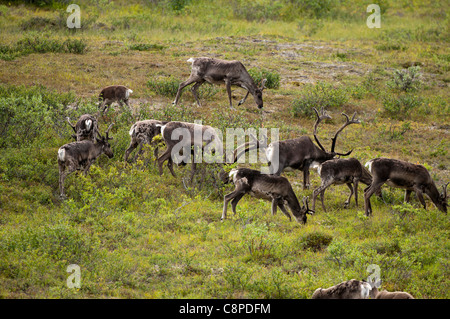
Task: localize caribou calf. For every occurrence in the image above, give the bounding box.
[311,279,372,299]
[98,85,133,113]
[58,124,114,198]
[173,57,267,109]
[124,120,169,165]
[67,114,98,142]
[364,157,448,216]
[222,168,314,223]
[311,158,373,212]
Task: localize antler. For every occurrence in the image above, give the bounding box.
[260,78,267,91]
[330,112,360,155]
[97,123,114,140]
[232,133,267,163]
[313,107,332,152]
[66,117,76,133]
[105,123,114,140]
[302,196,314,215]
[442,182,449,199]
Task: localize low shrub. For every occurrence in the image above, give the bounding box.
[299,231,333,252]
[382,93,424,119]
[248,68,280,90]
[291,81,349,118]
[0,35,88,61]
[147,75,180,98]
[129,43,165,51]
[387,66,422,92]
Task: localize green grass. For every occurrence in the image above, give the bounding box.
[0,0,449,299]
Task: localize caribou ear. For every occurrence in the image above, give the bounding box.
[260,78,267,91]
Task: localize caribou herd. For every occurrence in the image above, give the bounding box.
[56,56,447,299]
[59,56,448,216]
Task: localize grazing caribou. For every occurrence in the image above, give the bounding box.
[364,157,448,216]
[124,119,169,165]
[98,85,133,113]
[221,167,314,223]
[311,279,372,299]
[173,57,267,109]
[58,124,114,198]
[265,107,360,189]
[66,114,98,142]
[311,158,373,212]
[156,121,222,181]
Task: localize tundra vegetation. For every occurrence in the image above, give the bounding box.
[0,0,448,299]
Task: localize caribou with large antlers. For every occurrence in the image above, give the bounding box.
[364,157,448,216]
[265,107,361,189]
[173,57,267,109]
[57,124,114,198]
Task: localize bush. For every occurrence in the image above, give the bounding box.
[0,84,77,148]
[288,0,336,18]
[299,231,333,252]
[147,75,180,97]
[248,68,280,90]
[387,66,422,92]
[0,35,88,61]
[291,81,349,117]
[167,0,191,12]
[129,43,165,51]
[64,39,88,54]
[382,93,424,119]
[375,42,408,52]
[231,0,283,21]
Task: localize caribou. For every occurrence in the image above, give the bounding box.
[124,119,169,165]
[57,124,114,198]
[98,85,133,113]
[265,107,360,189]
[311,279,373,299]
[173,57,267,109]
[156,121,222,181]
[364,157,448,216]
[311,157,373,212]
[221,167,314,223]
[66,114,98,142]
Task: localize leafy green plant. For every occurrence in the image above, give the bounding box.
[387,66,422,92]
[248,68,280,90]
[382,93,424,119]
[291,81,349,117]
[147,75,180,97]
[129,43,165,51]
[0,35,88,61]
[240,222,280,261]
[299,231,333,252]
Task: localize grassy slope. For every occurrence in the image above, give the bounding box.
[0,0,449,298]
